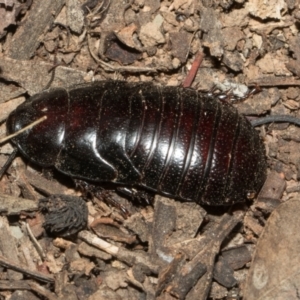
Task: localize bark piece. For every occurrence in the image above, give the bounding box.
[200,7,224,58]
[150,196,206,263]
[24,169,68,196]
[5,0,65,60]
[213,257,237,288]
[66,0,84,34]
[257,172,286,203]
[124,210,152,243]
[185,211,244,300]
[92,222,136,244]
[155,211,244,299]
[169,31,191,63]
[221,245,252,270]
[0,193,38,215]
[157,253,207,299]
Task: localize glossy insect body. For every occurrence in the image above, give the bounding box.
[6,81,267,205]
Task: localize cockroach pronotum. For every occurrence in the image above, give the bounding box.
[2,81,300,206]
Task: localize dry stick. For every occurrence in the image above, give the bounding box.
[0,116,47,144]
[182,51,204,88]
[0,255,54,284]
[248,77,300,86]
[78,230,161,274]
[28,281,58,300]
[24,222,46,260]
[0,279,57,300]
[27,281,57,300]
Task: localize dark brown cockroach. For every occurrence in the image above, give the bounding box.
[3,81,271,206]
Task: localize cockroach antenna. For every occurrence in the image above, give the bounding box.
[0,116,47,179]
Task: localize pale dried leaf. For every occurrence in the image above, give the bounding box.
[246,0,287,20]
[244,199,300,300]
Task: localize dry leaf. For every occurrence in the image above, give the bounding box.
[244,199,300,300]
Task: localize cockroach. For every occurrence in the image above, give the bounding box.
[3,81,300,206]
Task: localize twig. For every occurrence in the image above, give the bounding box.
[0,255,54,284]
[24,222,46,260]
[78,230,161,274]
[27,281,57,300]
[0,279,57,300]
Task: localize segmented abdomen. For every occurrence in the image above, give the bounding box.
[121,83,265,205]
[56,82,264,205]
